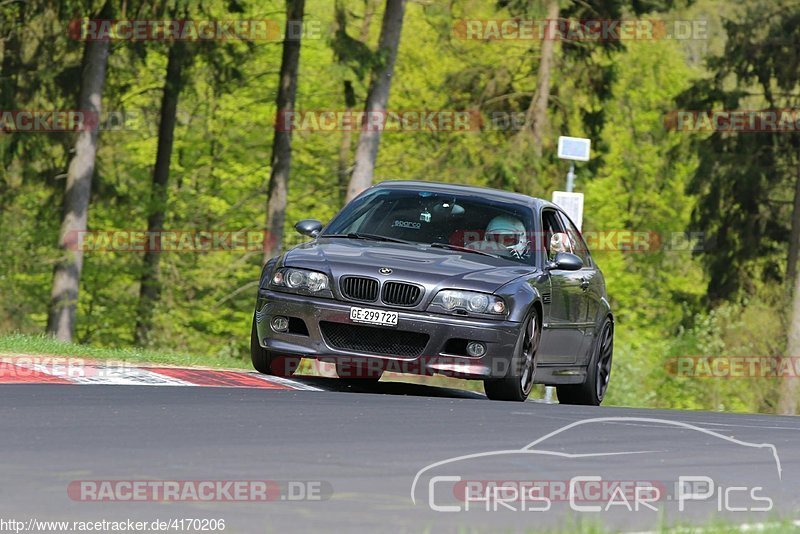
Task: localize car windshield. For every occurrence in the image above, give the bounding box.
[322,188,535,264]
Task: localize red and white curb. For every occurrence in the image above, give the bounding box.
[0,356,321,391]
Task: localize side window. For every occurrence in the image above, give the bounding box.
[541,209,568,262]
[557,211,591,266]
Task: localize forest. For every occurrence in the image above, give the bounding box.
[2,0,799,414]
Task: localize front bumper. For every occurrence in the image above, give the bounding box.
[254,289,522,379]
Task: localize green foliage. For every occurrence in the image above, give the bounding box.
[586,40,704,330]
[679,0,800,300]
[653,287,788,412]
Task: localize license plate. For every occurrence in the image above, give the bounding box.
[349,307,398,327]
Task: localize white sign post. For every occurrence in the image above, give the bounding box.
[551,191,584,231]
[557,136,591,162]
[553,135,591,229]
[546,137,591,404]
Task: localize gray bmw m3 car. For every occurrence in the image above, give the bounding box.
[252,181,614,404]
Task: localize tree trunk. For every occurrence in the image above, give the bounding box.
[336,0,378,205]
[46,11,111,341]
[133,40,187,346]
[522,0,560,158]
[337,80,356,204]
[264,0,306,262]
[345,0,406,203]
[778,153,800,415]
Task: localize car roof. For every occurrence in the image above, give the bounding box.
[370,180,556,209]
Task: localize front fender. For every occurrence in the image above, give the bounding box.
[495,276,542,323]
[598,296,613,326]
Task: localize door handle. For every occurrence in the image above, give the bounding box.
[580,277,590,290]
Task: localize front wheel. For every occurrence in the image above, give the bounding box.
[557,317,613,406]
[250,315,300,377]
[484,310,541,402]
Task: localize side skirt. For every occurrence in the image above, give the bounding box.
[535,365,587,385]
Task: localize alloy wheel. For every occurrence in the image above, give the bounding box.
[519,313,541,396]
[595,322,614,401]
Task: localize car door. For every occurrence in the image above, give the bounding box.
[537,209,584,366]
[556,210,602,365]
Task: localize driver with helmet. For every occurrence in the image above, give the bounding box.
[467,215,530,259]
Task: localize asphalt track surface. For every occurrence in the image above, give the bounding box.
[1,379,799,533]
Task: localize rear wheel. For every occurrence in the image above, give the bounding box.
[484,310,541,402]
[557,317,613,406]
[250,315,300,377]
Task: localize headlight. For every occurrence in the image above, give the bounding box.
[271,268,330,293]
[430,290,506,315]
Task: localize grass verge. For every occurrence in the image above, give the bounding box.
[0,333,249,369]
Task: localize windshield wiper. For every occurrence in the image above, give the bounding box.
[429,242,500,258]
[324,233,413,244]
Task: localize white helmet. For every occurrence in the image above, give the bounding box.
[485,215,526,236]
[484,215,529,258]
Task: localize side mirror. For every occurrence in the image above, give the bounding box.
[549,252,583,271]
[295,219,323,238]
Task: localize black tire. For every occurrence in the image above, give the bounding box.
[557,317,613,406]
[335,360,384,381]
[484,310,541,402]
[250,315,300,377]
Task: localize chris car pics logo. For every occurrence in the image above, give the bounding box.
[410,417,781,514]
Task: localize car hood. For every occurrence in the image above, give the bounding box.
[282,238,536,293]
